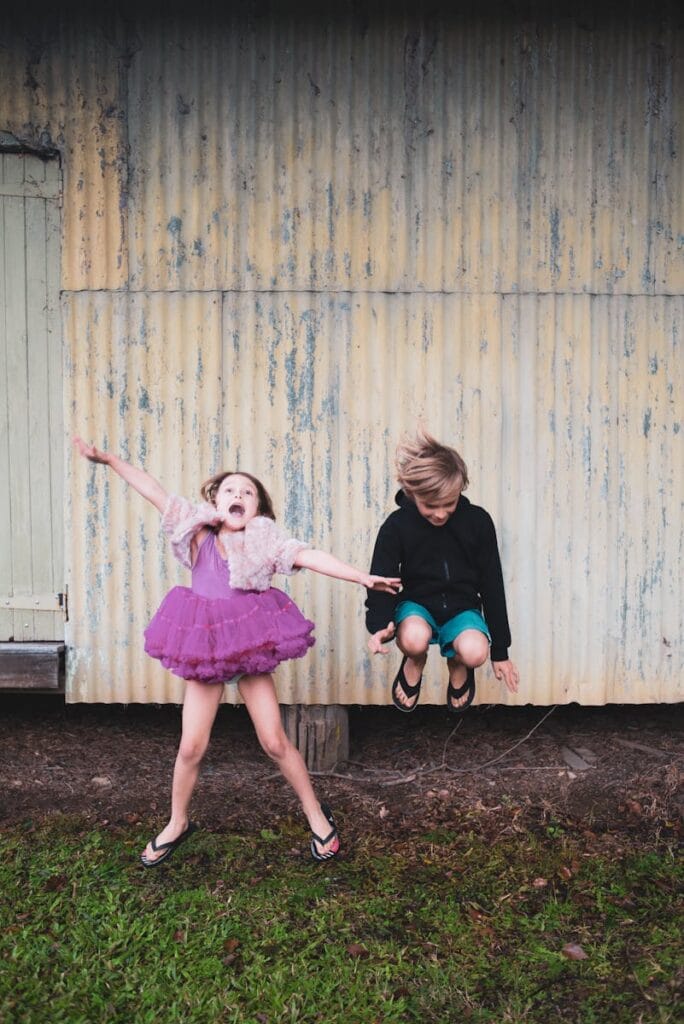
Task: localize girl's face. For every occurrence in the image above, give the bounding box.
[215,474,260,531]
[413,492,460,527]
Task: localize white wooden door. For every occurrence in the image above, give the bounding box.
[0,152,64,641]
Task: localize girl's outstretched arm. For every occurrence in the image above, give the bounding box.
[73,437,168,513]
[293,549,400,593]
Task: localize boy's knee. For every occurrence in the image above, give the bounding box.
[454,632,489,667]
[398,621,431,656]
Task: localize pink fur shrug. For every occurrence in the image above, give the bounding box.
[161,494,309,591]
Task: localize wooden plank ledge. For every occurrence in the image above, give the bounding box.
[0,642,65,690]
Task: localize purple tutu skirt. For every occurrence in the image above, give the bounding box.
[144,585,315,684]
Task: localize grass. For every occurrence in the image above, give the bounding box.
[0,817,681,1023]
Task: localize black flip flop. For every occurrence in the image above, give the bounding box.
[391,655,423,713]
[310,802,340,862]
[446,667,476,713]
[140,821,198,868]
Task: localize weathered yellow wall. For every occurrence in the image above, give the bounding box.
[1,5,681,703]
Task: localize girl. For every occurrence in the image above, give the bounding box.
[365,428,519,712]
[73,437,399,865]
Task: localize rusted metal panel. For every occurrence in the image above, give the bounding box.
[64,291,223,703]
[63,290,681,705]
[112,13,684,294]
[0,21,128,290]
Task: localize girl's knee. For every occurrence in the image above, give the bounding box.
[257,727,290,763]
[178,736,209,766]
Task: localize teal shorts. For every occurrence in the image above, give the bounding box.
[394,600,491,658]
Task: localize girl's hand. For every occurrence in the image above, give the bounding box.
[367,622,396,654]
[73,436,110,465]
[361,574,401,593]
[492,659,519,693]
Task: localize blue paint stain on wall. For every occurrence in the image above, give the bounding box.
[582,427,592,477]
[549,207,561,280]
[283,434,313,537]
[623,312,637,358]
[643,408,652,437]
[267,309,282,404]
[167,216,187,270]
[284,311,316,431]
[192,238,205,257]
[326,183,335,241]
[649,354,659,374]
[138,385,151,412]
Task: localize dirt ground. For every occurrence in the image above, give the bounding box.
[1,695,682,846]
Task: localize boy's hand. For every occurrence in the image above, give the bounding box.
[492,659,519,693]
[367,622,396,654]
[73,436,110,465]
[360,575,401,594]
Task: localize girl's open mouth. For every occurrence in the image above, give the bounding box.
[228,502,244,516]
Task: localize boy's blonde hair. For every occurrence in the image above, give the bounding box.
[395,427,469,503]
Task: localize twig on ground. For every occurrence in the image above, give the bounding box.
[271,707,560,787]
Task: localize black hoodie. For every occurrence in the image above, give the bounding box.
[365,490,512,662]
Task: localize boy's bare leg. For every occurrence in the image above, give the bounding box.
[395,616,431,708]
[447,630,489,709]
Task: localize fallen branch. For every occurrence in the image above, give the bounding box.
[613,738,681,760]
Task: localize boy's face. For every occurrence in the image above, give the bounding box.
[413,491,460,527]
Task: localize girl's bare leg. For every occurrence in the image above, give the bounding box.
[447,629,490,708]
[238,672,339,856]
[141,678,223,862]
[394,616,431,708]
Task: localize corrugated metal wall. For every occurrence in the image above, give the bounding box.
[1,4,681,703]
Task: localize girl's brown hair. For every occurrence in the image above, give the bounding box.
[200,471,276,521]
[395,426,469,503]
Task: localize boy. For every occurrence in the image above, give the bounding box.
[366,428,519,710]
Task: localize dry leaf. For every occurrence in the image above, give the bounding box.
[223,938,240,953]
[44,874,68,892]
[379,805,389,819]
[347,943,370,959]
[562,942,588,961]
[532,877,548,888]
